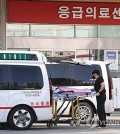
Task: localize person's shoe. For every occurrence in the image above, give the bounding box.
[89,124,98,129]
[96,126,101,128]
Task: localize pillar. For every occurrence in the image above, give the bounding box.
[0,0,7,50]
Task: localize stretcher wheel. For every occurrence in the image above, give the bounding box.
[70,120,74,126]
[47,122,57,128]
[75,120,80,127]
[53,123,57,128]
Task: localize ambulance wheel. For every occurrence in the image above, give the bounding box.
[8,106,34,130]
[74,102,94,124]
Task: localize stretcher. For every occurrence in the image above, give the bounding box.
[47,87,96,128]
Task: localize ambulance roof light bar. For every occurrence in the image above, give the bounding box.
[0,51,47,62]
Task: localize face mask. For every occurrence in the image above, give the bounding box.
[92,75,95,79]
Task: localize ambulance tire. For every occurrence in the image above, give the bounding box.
[74,102,94,124]
[8,106,34,130]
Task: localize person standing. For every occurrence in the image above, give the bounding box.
[92,70,106,128]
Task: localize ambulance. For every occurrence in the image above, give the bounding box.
[0,51,52,130]
[46,59,114,123]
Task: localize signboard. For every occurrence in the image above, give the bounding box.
[54,51,75,57]
[8,0,120,24]
[39,51,52,57]
[104,50,118,70]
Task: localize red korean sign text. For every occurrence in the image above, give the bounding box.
[8,0,120,25]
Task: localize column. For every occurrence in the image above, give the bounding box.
[0,0,7,50]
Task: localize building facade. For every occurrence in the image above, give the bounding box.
[1,0,120,77]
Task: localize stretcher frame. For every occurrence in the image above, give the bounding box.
[47,92,95,128]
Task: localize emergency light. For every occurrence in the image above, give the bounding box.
[0,53,38,60]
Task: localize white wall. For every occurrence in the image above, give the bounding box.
[7,37,120,50]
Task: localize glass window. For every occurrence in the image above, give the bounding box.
[31,25,74,37]
[98,25,120,38]
[76,49,94,60]
[7,24,29,36]
[46,64,71,86]
[46,63,102,86]
[0,66,9,90]
[76,25,97,38]
[72,64,101,86]
[9,65,43,90]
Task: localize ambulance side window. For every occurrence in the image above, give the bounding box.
[46,64,102,86]
[0,65,9,90]
[9,65,43,90]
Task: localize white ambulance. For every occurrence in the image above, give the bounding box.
[46,59,114,123]
[0,51,52,130]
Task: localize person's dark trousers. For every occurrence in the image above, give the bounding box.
[96,94,106,127]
